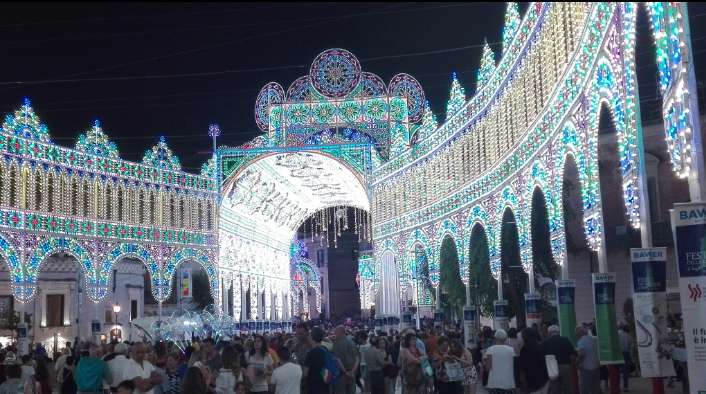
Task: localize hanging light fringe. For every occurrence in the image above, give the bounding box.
[306,207,370,248]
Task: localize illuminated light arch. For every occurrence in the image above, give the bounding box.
[0,233,23,298]
[403,228,432,278]
[434,218,463,271]
[464,205,496,276]
[163,248,218,302]
[101,242,157,287]
[375,237,398,274]
[588,56,640,228]
[29,238,93,284]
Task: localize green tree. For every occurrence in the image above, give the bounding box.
[0,311,33,334]
[562,179,581,257]
[192,270,215,310]
[531,188,559,284]
[531,188,560,316]
[439,237,466,321]
[468,224,497,317]
[500,209,528,326]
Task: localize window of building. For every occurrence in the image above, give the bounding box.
[46,294,65,327]
[131,300,138,321]
[105,309,113,324]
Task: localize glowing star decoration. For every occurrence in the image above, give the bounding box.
[208,124,221,138]
[475,41,495,93]
[446,73,466,120]
[143,136,181,171]
[2,98,52,143]
[75,120,119,158]
[501,3,521,56]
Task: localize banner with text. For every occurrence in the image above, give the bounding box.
[463,306,477,349]
[557,280,577,344]
[631,247,675,377]
[525,293,542,327]
[592,273,623,364]
[493,300,509,330]
[672,203,706,394]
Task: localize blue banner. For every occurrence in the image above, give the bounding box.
[672,203,706,394]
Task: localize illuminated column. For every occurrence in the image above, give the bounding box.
[379,250,400,318]
[241,278,247,322]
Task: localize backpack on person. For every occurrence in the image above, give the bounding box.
[316,345,341,385]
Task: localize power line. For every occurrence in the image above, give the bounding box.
[0,3,488,46]
[0,3,331,27]
[0,3,412,93]
[0,43,494,86]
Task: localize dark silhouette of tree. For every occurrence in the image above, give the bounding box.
[531,187,560,311]
[439,236,465,320]
[192,270,215,310]
[500,208,528,327]
[468,224,496,317]
[0,311,33,334]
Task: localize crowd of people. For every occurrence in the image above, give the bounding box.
[0,319,641,394]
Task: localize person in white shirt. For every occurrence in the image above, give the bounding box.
[108,343,131,393]
[20,355,36,389]
[55,348,71,373]
[485,329,516,394]
[269,347,302,394]
[122,342,163,394]
[209,346,243,394]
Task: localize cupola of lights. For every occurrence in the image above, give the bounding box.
[253,48,426,159]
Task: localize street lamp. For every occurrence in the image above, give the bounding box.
[113,303,121,342]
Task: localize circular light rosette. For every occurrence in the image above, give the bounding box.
[337,100,362,123]
[254,82,285,132]
[311,102,336,124]
[364,98,388,121]
[389,73,425,123]
[286,76,313,102]
[310,48,362,98]
[286,103,311,125]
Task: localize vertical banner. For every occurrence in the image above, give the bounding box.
[91,320,101,345]
[672,203,706,394]
[592,273,623,364]
[525,293,542,327]
[182,269,192,298]
[557,280,577,344]
[493,300,508,330]
[463,306,476,349]
[17,323,28,356]
[630,247,675,378]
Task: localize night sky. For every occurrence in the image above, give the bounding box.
[0,3,705,173]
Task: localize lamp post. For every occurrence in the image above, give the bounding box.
[113,303,121,342]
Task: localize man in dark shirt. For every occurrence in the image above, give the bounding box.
[201,338,222,371]
[543,325,578,394]
[303,327,329,394]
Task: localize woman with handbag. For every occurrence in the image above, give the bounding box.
[400,332,427,394]
[431,336,462,394]
[379,337,398,394]
[519,328,550,394]
[450,339,478,394]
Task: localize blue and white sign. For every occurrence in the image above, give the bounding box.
[630,247,674,378]
[672,203,706,394]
